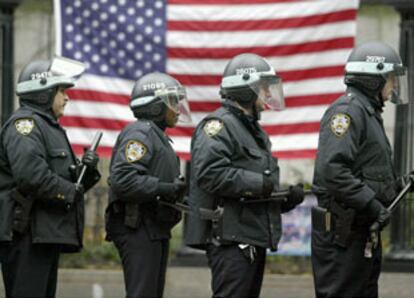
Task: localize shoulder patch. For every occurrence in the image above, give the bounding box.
[15,118,35,135]
[330,113,351,137]
[125,140,147,163]
[203,119,224,137]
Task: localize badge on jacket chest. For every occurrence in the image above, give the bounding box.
[125,140,147,162]
[330,113,351,137]
[203,119,223,137]
[15,118,34,135]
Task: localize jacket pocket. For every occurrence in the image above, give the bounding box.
[242,147,263,159]
[362,166,395,205]
[47,149,71,177]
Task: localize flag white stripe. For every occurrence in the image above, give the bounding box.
[167,21,356,48]
[66,127,121,147]
[64,101,327,126]
[168,49,352,74]
[65,101,135,121]
[75,74,134,95]
[170,133,319,152]
[168,0,359,21]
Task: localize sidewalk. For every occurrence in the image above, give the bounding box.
[1,267,413,298]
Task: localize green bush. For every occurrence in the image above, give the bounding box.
[60,241,121,269]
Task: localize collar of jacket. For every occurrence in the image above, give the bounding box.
[222,100,257,125]
[346,86,383,116]
[145,119,173,144]
[21,104,60,126]
[222,100,268,149]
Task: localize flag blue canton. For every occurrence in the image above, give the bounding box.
[60,0,167,80]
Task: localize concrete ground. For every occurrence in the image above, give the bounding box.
[1,267,413,298]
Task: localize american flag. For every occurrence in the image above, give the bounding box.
[54,0,359,159]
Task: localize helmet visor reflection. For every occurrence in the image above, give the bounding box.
[249,75,285,110]
[155,86,192,123]
[392,73,409,104]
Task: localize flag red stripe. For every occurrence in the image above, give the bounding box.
[168,10,356,31]
[67,89,130,105]
[189,93,342,110]
[177,149,317,161]
[62,116,320,136]
[61,116,131,131]
[170,65,345,86]
[286,93,341,107]
[167,122,321,136]
[72,145,316,160]
[167,37,354,59]
[273,149,316,159]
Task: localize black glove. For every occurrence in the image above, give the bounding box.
[365,199,391,230]
[286,183,305,206]
[66,184,85,210]
[262,175,275,198]
[157,177,187,203]
[173,176,187,202]
[81,148,99,169]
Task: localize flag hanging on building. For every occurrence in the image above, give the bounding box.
[54,0,359,159]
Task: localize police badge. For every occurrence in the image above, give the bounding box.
[330,113,351,137]
[125,140,147,163]
[15,118,35,135]
[203,119,224,137]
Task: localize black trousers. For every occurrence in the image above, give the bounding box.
[206,244,266,298]
[311,229,382,298]
[110,221,170,298]
[1,232,60,298]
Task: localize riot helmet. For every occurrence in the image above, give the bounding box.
[130,72,191,123]
[345,41,408,104]
[220,53,285,111]
[16,56,86,108]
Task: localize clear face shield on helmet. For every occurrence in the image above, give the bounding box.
[388,65,409,105]
[154,86,192,123]
[250,74,285,111]
[50,56,86,79]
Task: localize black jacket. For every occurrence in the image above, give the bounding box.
[184,102,283,250]
[0,105,100,252]
[106,120,181,240]
[313,87,397,221]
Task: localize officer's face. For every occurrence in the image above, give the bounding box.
[165,106,179,128]
[255,91,267,112]
[52,87,69,119]
[381,75,397,102]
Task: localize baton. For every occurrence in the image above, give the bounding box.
[76,131,103,187]
[387,178,412,212]
[158,200,223,221]
[365,178,412,258]
[240,189,313,204]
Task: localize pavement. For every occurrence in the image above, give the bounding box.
[1,267,413,298]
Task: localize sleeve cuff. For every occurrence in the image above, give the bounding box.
[157,182,175,196]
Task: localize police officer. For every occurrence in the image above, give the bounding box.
[105,72,191,298]
[184,53,305,298]
[0,56,101,297]
[312,41,408,298]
